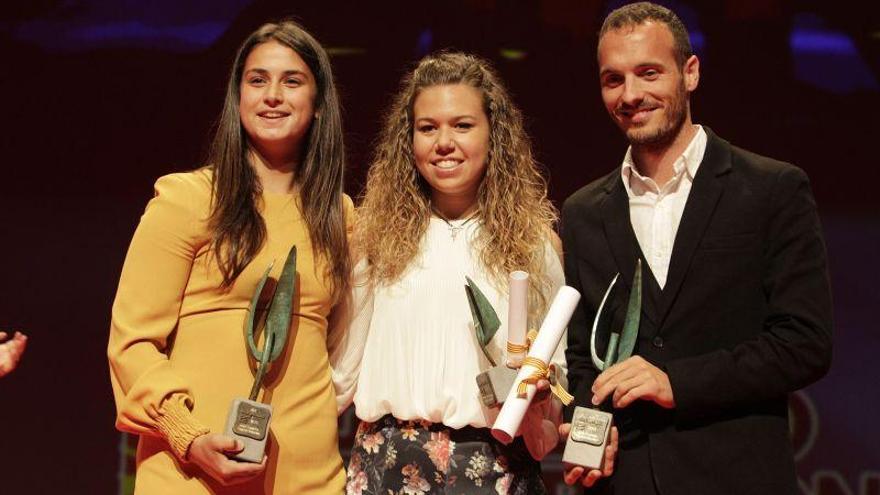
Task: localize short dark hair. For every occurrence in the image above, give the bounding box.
[599,2,693,67]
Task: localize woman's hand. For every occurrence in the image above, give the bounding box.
[0,331,27,378]
[521,378,553,430]
[519,378,559,459]
[187,433,266,486]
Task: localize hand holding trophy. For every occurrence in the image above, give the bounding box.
[563,259,642,471]
[491,285,579,444]
[223,245,297,463]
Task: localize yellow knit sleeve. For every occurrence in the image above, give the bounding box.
[107,172,211,459]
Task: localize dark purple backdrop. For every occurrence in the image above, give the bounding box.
[0,1,877,494]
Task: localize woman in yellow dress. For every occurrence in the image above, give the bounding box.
[108,20,351,494]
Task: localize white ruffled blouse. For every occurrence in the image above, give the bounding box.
[330,217,567,430]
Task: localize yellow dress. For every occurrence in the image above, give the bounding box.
[108,169,348,494]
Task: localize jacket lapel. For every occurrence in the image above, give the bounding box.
[600,174,659,327]
[655,128,732,329]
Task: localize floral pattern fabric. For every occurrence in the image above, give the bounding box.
[346,416,547,495]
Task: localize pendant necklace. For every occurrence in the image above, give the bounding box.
[432,207,479,241]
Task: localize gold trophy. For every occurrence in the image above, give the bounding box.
[223,246,296,463]
[563,260,642,470]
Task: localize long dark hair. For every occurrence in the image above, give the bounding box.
[207,20,349,301]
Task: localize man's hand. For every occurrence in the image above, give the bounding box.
[591,355,675,409]
[0,331,27,378]
[560,422,618,487]
[187,433,266,486]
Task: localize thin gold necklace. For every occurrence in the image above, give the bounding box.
[432,207,480,241]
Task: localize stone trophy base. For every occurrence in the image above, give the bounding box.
[224,398,272,463]
[562,406,612,470]
[476,365,519,408]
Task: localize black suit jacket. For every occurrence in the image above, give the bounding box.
[562,128,833,495]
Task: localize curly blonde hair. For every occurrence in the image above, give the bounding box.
[356,52,558,320]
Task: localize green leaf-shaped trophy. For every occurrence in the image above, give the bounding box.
[223,245,297,463]
[563,259,642,470]
[467,277,519,408]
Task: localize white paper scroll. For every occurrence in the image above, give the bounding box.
[491,285,581,444]
[506,271,529,366]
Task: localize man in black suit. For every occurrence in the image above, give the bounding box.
[561,2,833,493]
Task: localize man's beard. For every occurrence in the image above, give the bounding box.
[626,82,688,149]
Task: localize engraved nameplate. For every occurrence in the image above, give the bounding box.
[562,406,613,470]
[232,401,270,441]
[224,398,272,463]
[570,406,611,446]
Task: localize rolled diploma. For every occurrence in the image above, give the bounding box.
[506,271,530,365]
[491,285,581,444]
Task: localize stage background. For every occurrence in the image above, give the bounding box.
[0,1,877,493]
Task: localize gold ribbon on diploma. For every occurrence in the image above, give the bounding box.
[517,356,574,406]
[506,329,538,355]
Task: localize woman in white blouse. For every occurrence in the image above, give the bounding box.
[332,52,565,494]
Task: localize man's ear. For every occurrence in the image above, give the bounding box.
[683,54,700,92]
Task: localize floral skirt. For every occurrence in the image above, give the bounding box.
[345,415,547,495]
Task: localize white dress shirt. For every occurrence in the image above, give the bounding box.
[621,125,707,288]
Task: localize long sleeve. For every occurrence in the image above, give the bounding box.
[561,200,599,422]
[328,258,374,414]
[107,173,210,458]
[666,165,833,423]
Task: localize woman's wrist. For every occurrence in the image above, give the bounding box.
[155,396,211,460]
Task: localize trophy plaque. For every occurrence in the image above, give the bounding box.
[476,364,519,409]
[563,259,642,471]
[223,245,296,463]
[466,276,519,408]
